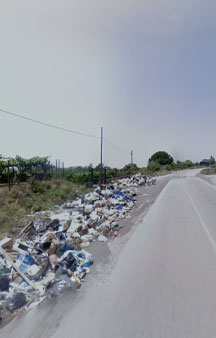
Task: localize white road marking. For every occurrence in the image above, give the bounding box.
[184,184,216,255]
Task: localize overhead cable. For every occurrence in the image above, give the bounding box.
[0,107,131,155]
[0,108,100,139]
[103,137,130,155]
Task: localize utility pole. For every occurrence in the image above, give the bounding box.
[100,127,103,184]
[131,150,133,176]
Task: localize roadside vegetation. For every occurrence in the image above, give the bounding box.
[0,152,203,185]
[0,178,91,239]
[200,164,216,175]
[0,151,210,238]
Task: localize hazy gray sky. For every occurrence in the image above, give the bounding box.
[0,0,216,168]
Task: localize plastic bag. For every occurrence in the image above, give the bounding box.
[56,241,74,258]
[47,268,73,297]
[0,275,9,292]
[62,253,76,271]
[6,293,27,312]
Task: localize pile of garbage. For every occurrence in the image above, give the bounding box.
[0,174,156,321]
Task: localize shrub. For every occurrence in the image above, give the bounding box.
[147,162,161,172]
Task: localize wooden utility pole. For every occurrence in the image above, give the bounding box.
[131,150,133,176]
[100,127,103,184]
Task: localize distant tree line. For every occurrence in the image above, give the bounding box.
[0,151,213,186]
[0,154,139,185]
[147,151,214,172]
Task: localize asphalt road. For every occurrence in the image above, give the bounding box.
[2,169,216,338]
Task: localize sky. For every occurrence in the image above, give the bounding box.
[0,0,216,168]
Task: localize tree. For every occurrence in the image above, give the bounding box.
[123,163,138,171]
[149,151,173,166]
[94,163,104,171]
[210,155,215,165]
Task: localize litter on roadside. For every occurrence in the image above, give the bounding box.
[0,173,155,322]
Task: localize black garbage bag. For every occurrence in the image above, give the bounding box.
[56,241,74,258]
[47,278,72,297]
[0,293,6,301]
[47,262,77,297]
[47,268,73,297]
[62,253,76,271]
[55,262,68,277]
[0,275,9,292]
[6,293,27,312]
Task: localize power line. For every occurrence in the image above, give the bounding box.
[0,107,131,156]
[0,108,100,139]
[103,137,130,155]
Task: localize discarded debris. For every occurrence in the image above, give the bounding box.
[0,173,155,322]
[6,293,27,312]
[0,276,9,292]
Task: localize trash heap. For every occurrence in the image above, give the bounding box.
[0,174,155,321]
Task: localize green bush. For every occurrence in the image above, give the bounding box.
[29,178,47,194]
[165,163,176,171]
[147,162,161,172]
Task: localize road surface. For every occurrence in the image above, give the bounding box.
[2,169,216,338]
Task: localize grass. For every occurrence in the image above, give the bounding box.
[0,178,91,239]
[200,167,216,175]
[149,169,170,177]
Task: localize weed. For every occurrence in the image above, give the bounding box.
[0,179,91,238]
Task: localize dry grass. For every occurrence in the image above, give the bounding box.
[0,179,91,239]
[200,167,216,175]
[150,169,170,177]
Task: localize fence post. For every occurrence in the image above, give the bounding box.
[62,162,64,177]
[12,166,15,185]
[8,161,10,191]
[36,164,39,180]
[91,167,94,183]
[99,127,103,184]
[104,168,107,184]
[18,165,21,185]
